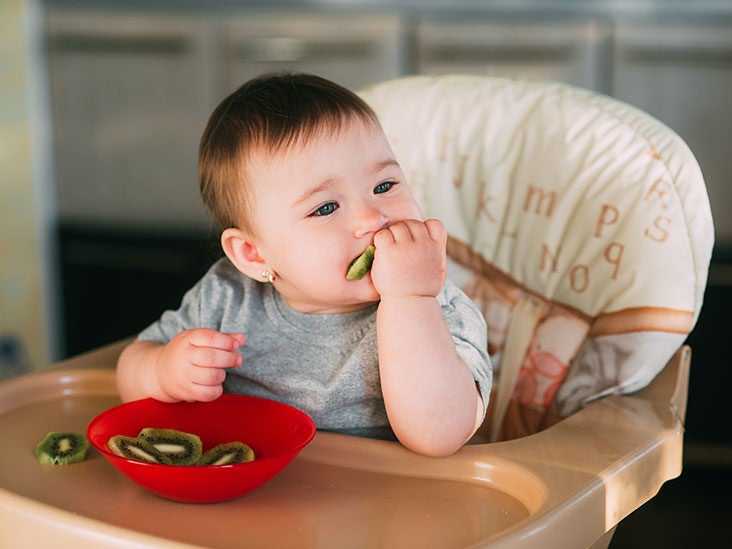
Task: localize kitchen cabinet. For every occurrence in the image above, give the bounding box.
[44,7,732,241]
[46,11,214,229]
[222,12,404,93]
[45,9,405,231]
[415,17,611,92]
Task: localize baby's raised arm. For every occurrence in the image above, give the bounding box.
[372,219,484,457]
[116,329,245,403]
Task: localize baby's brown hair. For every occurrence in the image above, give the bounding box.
[199,72,379,234]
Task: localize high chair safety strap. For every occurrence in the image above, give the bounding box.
[490,296,545,442]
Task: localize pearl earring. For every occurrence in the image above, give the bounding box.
[261,270,274,283]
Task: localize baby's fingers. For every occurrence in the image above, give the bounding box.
[185,382,224,403]
[174,362,231,403]
[190,365,228,387]
[188,328,245,352]
[424,218,447,244]
[190,346,243,369]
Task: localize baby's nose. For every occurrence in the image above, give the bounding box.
[354,204,389,237]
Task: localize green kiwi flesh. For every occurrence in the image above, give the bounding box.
[35,431,89,465]
[346,245,376,280]
[107,435,173,465]
[138,428,202,465]
[196,442,255,466]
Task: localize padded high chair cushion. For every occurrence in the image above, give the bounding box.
[360,75,713,434]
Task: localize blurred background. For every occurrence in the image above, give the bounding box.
[2,0,730,546]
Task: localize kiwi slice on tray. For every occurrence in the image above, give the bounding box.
[196,442,255,466]
[35,431,89,465]
[346,245,376,280]
[138,428,202,466]
[107,435,173,465]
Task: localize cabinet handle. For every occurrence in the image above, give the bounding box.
[228,37,375,62]
[619,44,732,64]
[421,44,575,63]
[49,33,191,55]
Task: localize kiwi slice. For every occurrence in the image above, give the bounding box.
[346,245,376,280]
[137,428,202,465]
[35,431,89,465]
[107,435,173,465]
[196,442,255,466]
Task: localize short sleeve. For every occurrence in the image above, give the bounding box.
[439,280,493,421]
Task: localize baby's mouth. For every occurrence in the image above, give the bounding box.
[345,245,376,280]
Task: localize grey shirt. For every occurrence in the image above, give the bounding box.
[139,258,492,440]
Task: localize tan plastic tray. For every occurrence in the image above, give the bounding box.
[0,341,688,548]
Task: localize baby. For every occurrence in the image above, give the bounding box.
[116,72,492,457]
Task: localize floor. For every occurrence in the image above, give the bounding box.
[610,452,730,548]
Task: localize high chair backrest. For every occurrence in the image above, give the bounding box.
[360,75,714,441]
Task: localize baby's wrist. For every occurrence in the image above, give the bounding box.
[378,294,438,306]
[375,280,442,301]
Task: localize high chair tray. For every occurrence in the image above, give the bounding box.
[0,342,687,548]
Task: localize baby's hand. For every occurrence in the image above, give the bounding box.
[371,219,447,299]
[154,329,245,402]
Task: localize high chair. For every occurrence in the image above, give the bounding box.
[0,75,713,548]
[359,74,714,545]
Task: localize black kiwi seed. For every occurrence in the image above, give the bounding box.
[35,431,90,465]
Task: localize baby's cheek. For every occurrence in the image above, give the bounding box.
[285,247,328,280]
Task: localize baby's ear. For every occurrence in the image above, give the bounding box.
[221,228,267,280]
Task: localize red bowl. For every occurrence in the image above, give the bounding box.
[87,394,316,503]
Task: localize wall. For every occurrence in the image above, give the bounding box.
[0,0,53,372]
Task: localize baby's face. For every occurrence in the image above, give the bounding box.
[247,117,423,313]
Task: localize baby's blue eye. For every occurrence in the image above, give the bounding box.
[374,181,395,194]
[312,202,338,216]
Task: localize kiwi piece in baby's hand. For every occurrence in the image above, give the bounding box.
[196,441,255,466]
[346,245,376,280]
[107,435,173,465]
[35,431,89,465]
[138,428,202,466]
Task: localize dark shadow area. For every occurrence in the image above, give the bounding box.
[611,463,731,548]
[57,223,222,358]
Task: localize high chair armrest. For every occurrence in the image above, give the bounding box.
[633,345,690,421]
[472,346,689,547]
